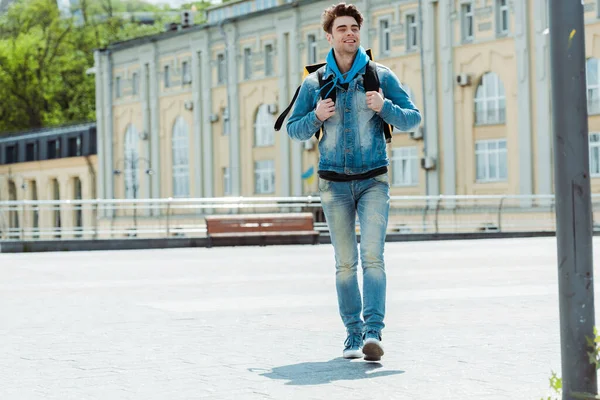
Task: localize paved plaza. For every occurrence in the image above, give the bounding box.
[1,237,595,399]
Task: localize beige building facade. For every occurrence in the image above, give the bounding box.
[0,123,98,239]
[94,0,600,204]
[5,0,600,236]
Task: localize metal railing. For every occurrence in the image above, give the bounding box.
[0,194,598,241]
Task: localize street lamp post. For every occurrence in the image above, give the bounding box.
[113,156,153,236]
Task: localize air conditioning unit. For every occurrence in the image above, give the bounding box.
[268,103,278,114]
[184,100,193,110]
[420,156,436,170]
[409,126,424,140]
[181,11,193,28]
[209,113,219,123]
[456,73,471,86]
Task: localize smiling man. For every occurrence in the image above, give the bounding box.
[286,2,421,362]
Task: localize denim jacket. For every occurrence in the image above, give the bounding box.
[286,62,422,175]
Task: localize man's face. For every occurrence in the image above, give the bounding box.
[326,16,360,56]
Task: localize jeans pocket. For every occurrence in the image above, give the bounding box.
[318,177,332,192]
[372,173,389,186]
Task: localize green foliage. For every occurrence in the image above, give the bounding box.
[541,327,600,399]
[0,0,177,135]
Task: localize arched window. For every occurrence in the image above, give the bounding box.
[124,124,139,199]
[474,72,506,125]
[172,117,190,198]
[254,104,275,147]
[586,58,600,114]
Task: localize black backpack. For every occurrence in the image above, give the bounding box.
[274,49,392,144]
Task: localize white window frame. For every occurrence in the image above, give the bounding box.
[116,76,122,98]
[164,65,170,88]
[307,33,318,65]
[131,72,139,95]
[590,133,600,177]
[217,53,226,85]
[391,147,419,187]
[496,0,509,36]
[223,167,231,195]
[586,58,600,114]
[406,13,419,52]
[379,18,391,55]
[264,43,274,76]
[124,124,139,199]
[254,160,275,194]
[474,72,506,125]
[461,2,474,42]
[243,47,252,80]
[182,61,191,84]
[254,104,275,147]
[172,117,190,198]
[475,139,508,182]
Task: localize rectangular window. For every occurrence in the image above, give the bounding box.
[379,19,391,54]
[223,167,231,195]
[406,14,419,51]
[68,136,82,157]
[182,61,191,84]
[590,133,600,177]
[132,72,139,95]
[496,0,509,35]
[115,76,122,98]
[254,160,275,194]
[26,143,36,162]
[462,3,474,42]
[307,34,317,64]
[164,65,170,88]
[217,53,226,84]
[243,48,252,80]
[391,147,418,186]
[265,44,274,76]
[48,139,60,159]
[5,145,17,164]
[475,139,508,182]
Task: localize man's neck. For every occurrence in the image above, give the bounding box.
[333,50,356,74]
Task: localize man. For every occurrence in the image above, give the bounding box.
[286,3,421,361]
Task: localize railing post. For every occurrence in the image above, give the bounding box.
[166,198,172,238]
[434,197,442,234]
[93,200,99,240]
[497,196,506,233]
[20,202,25,241]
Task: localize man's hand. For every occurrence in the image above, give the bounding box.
[315,98,335,122]
[366,89,385,113]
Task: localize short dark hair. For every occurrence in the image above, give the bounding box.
[321,3,364,34]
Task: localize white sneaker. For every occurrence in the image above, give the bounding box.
[362,331,384,361]
[342,332,363,359]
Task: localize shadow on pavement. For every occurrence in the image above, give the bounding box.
[249,357,404,385]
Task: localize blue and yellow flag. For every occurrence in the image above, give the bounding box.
[301,166,315,185]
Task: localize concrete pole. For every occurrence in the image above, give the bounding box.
[549,1,598,398]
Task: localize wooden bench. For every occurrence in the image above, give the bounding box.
[205,212,320,247]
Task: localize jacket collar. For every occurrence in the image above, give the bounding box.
[322,63,368,80]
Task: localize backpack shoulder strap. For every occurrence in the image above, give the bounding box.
[274,63,326,132]
[363,61,392,143]
[363,60,379,93]
[317,66,336,103]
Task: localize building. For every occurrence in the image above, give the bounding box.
[0,123,97,238]
[5,0,600,238]
[93,0,599,205]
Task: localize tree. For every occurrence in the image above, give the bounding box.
[0,0,175,135]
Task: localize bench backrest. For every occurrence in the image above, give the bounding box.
[205,213,315,235]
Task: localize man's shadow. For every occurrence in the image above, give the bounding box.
[249,358,404,386]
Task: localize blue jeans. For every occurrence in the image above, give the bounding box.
[318,172,390,335]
